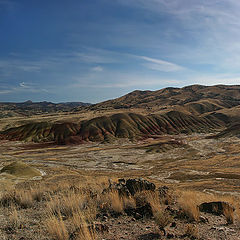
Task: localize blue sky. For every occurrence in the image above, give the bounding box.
[1,0,240,103]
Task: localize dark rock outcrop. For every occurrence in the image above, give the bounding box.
[199,201,234,216]
[103,178,156,197]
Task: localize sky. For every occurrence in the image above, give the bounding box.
[1,0,240,103]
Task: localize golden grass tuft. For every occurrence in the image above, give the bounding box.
[184,224,199,239]
[70,210,96,240]
[8,206,21,229]
[146,192,173,232]
[223,204,234,224]
[45,212,69,240]
[177,191,201,222]
[176,189,240,224]
[15,189,34,208]
[47,192,86,218]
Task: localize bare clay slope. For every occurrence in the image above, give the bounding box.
[0,111,223,144]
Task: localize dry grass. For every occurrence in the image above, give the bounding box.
[154,210,173,230]
[0,187,47,209]
[1,171,240,239]
[184,224,199,239]
[47,192,86,218]
[146,191,162,213]
[44,180,104,240]
[15,189,34,208]
[223,204,234,224]
[45,212,69,240]
[177,191,200,222]
[106,190,124,213]
[0,191,16,207]
[70,210,96,240]
[146,192,173,232]
[8,206,21,229]
[176,189,240,224]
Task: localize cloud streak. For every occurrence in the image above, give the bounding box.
[137,55,184,72]
[0,81,49,95]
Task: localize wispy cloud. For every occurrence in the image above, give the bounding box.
[116,0,240,71]
[91,66,103,72]
[0,81,49,95]
[0,89,12,94]
[72,71,181,89]
[191,74,240,86]
[136,55,184,72]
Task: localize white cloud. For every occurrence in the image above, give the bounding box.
[19,82,26,88]
[138,56,184,72]
[116,0,240,72]
[0,81,49,95]
[91,66,103,72]
[17,65,41,72]
[192,75,240,86]
[72,71,181,89]
[73,51,116,64]
[0,89,12,94]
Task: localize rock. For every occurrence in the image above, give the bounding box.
[199,201,235,216]
[167,233,175,238]
[118,178,126,184]
[94,222,109,232]
[158,186,169,199]
[199,216,208,223]
[102,216,108,222]
[103,178,156,197]
[170,222,176,228]
[125,203,153,219]
[125,178,156,196]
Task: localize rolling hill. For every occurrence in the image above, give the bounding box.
[1,84,240,144]
[0,111,224,144]
[0,100,91,118]
[87,85,240,115]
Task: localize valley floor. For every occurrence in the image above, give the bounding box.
[1,134,240,239]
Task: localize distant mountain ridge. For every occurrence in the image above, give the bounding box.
[88,84,240,114]
[0,101,91,118]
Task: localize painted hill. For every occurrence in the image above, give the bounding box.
[210,124,240,139]
[0,111,224,144]
[1,84,240,144]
